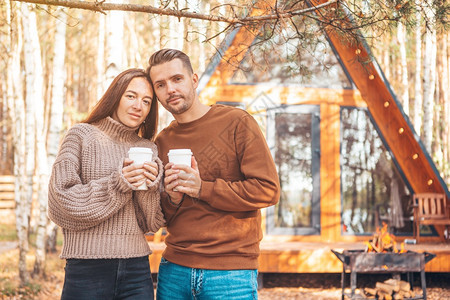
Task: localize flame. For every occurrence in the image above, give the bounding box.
[365,222,407,254]
[380,222,394,251]
[399,242,406,253]
[365,241,373,252]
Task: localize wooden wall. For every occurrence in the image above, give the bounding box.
[198,0,449,242]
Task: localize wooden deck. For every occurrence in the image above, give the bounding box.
[147,241,450,273]
[2,173,449,274]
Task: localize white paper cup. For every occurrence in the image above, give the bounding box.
[168,149,192,192]
[128,147,153,190]
[168,149,192,170]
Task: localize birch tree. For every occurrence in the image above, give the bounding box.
[438,33,449,183]
[47,7,67,166]
[422,5,437,152]
[193,0,207,72]
[151,0,161,49]
[45,6,67,255]
[124,16,142,67]
[105,0,124,84]
[96,14,106,102]
[168,12,185,50]
[33,85,49,277]
[1,93,6,175]
[22,2,46,279]
[397,21,409,115]
[445,33,450,184]
[413,0,422,133]
[6,0,28,284]
[22,4,37,227]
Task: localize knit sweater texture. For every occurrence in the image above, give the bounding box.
[48,117,165,259]
[156,104,280,270]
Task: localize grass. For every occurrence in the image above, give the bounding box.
[0,215,65,299]
[0,246,66,299]
[0,223,17,242]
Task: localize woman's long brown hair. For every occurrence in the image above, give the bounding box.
[82,68,158,140]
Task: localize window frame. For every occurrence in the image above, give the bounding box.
[266,104,321,235]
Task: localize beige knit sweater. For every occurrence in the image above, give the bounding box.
[48,117,165,259]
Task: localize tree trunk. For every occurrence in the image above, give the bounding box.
[432,76,441,169]
[438,32,449,184]
[167,15,178,49]
[1,75,7,174]
[149,0,161,50]
[125,16,142,67]
[65,62,74,128]
[22,5,37,229]
[413,1,422,134]
[105,0,124,84]
[182,0,190,55]
[96,14,106,104]
[168,10,184,50]
[397,21,409,115]
[444,33,450,185]
[7,0,29,285]
[22,2,46,278]
[216,0,227,49]
[33,134,49,277]
[198,0,208,72]
[422,6,436,153]
[45,6,67,255]
[382,45,390,81]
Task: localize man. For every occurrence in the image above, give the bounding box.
[148,49,280,299]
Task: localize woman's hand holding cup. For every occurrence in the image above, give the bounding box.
[125,147,155,190]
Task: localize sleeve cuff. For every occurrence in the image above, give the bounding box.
[116,159,135,192]
[199,180,213,202]
[147,157,164,191]
[166,193,185,207]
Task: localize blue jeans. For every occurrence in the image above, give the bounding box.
[156,257,258,300]
[61,256,154,300]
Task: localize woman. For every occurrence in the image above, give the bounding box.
[48,68,165,299]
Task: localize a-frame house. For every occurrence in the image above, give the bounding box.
[179,0,450,273]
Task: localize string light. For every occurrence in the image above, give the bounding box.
[427,179,433,186]
[355,49,361,55]
[412,153,419,160]
[398,127,404,134]
[384,101,390,108]
[369,75,375,80]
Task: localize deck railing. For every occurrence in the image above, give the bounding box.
[0,175,14,209]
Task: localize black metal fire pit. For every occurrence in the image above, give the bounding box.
[331,249,436,300]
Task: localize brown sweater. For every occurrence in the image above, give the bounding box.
[48,117,165,259]
[156,105,280,270]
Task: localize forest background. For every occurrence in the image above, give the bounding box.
[0,0,449,290]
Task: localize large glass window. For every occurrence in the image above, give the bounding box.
[267,105,320,235]
[229,14,353,89]
[340,107,413,235]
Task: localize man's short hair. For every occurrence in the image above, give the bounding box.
[147,49,194,76]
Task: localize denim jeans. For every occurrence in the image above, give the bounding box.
[156,257,258,300]
[61,256,154,300]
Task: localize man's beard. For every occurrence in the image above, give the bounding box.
[165,95,191,115]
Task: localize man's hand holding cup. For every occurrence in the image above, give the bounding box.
[165,149,202,204]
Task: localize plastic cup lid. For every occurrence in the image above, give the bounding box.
[168,149,192,155]
[128,147,153,154]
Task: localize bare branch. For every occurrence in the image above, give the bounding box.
[12,0,338,25]
[12,0,241,23]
